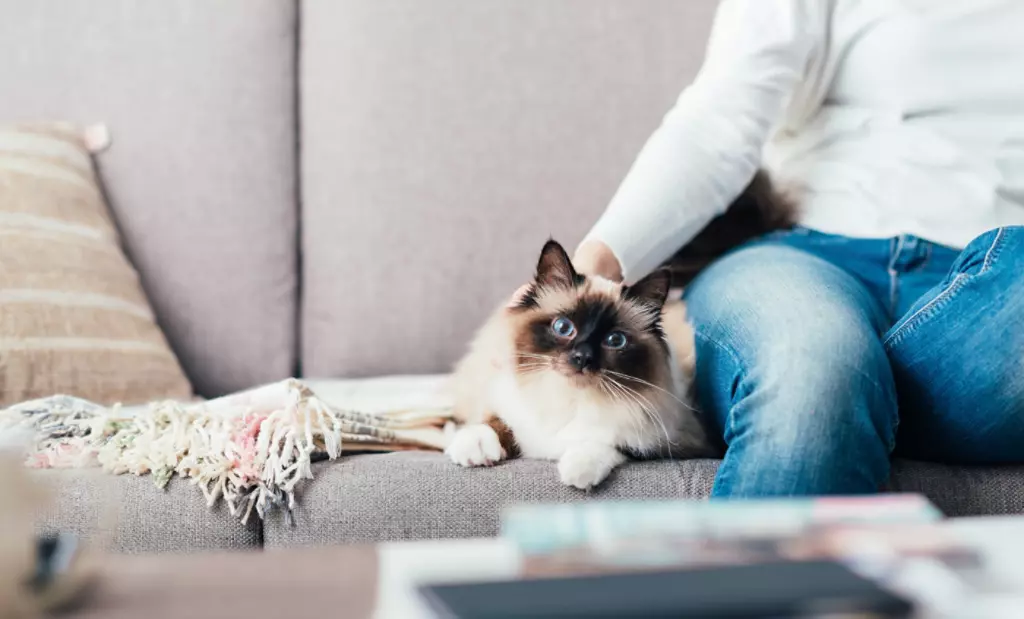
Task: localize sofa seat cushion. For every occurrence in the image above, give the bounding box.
[32,468,260,554]
[263,454,1024,547]
[887,460,1024,518]
[264,454,715,548]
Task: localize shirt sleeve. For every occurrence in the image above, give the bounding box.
[580,0,827,282]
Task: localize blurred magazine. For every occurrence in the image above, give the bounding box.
[499,495,977,576]
[502,495,942,553]
[498,499,1024,617]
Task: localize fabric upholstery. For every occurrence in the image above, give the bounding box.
[32,468,260,554]
[0,0,299,396]
[300,0,719,377]
[30,456,1024,553]
[264,454,1024,547]
[264,453,717,547]
[0,123,192,406]
[888,460,1024,517]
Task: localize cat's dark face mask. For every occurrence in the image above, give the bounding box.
[510,240,671,387]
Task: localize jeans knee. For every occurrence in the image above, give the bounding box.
[740,331,895,447]
[685,245,897,453]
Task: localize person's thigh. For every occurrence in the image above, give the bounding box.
[885,226,1024,463]
[684,240,897,497]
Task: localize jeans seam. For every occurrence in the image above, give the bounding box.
[883,228,1005,350]
[884,274,967,349]
[981,227,1006,272]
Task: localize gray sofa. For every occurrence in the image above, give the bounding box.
[4,1,1023,554]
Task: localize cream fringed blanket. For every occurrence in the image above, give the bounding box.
[0,378,453,525]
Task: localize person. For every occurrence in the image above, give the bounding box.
[568,0,1024,497]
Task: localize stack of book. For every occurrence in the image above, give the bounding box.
[500,494,973,577]
[420,495,991,618]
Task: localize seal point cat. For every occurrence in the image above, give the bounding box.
[446,240,714,490]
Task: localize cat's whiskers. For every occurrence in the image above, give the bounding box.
[515,363,551,377]
[514,352,557,375]
[608,380,665,458]
[617,384,648,450]
[599,378,644,448]
[602,368,700,414]
[603,373,677,456]
[601,376,652,448]
[616,379,676,452]
[515,352,557,363]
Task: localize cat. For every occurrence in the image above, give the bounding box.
[446,240,716,490]
[445,171,793,489]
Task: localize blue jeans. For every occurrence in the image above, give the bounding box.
[683,226,1024,497]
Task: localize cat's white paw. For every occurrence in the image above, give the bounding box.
[558,445,625,490]
[446,424,506,467]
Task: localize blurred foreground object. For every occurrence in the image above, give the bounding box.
[0,452,96,617]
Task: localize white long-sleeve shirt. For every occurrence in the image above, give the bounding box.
[584,0,1024,281]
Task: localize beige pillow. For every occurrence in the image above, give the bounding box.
[0,123,193,407]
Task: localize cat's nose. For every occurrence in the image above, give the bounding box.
[568,344,595,372]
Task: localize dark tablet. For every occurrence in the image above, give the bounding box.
[419,560,914,618]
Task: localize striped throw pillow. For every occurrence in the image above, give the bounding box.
[0,123,192,407]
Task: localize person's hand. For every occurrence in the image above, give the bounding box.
[506,239,623,309]
[572,239,623,282]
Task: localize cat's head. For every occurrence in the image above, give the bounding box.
[508,239,673,389]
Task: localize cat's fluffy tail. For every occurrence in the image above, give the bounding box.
[665,170,796,288]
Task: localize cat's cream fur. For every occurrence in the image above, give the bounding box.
[447,249,713,490]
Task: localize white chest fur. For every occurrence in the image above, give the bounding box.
[487,368,681,460]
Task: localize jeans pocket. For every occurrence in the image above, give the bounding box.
[883,228,1006,349]
[948,228,1005,278]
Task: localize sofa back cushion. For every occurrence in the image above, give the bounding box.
[300,0,717,377]
[0,0,298,396]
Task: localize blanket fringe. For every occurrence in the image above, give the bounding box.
[0,379,451,525]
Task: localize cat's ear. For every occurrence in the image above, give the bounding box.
[535,239,581,289]
[624,268,671,309]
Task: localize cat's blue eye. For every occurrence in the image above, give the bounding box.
[551,317,576,338]
[604,331,628,350]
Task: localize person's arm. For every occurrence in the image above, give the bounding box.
[575,0,828,282]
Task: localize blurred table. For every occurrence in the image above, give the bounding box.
[66,538,520,619]
[68,545,379,619]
